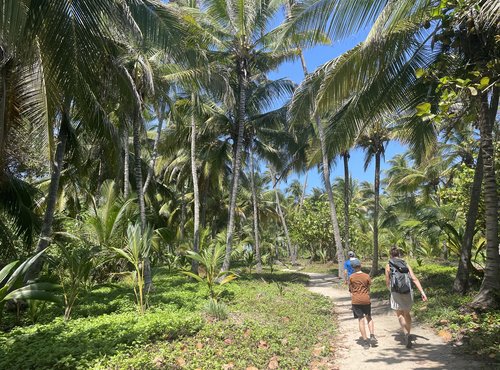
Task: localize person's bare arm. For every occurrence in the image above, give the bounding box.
[408,265,428,301]
[385,264,390,290]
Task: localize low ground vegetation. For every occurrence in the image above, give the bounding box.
[0,270,336,369]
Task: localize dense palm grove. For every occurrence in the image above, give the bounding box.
[0,0,498,340]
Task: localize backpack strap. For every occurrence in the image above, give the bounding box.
[389,258,409,273]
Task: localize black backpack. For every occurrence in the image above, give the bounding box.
[389,258,411,294]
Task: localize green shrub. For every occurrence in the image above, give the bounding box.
[203,298,228,320]
[0,309,203,369]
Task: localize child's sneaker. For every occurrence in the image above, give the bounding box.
[370,334,378,347]
[362,339,371,349]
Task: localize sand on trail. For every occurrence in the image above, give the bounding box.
[305,272,485,370]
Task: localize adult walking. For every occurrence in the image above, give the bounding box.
[385,246,427,348]
[343,251,357,284]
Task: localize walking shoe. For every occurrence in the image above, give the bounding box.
[405,333,412,348]
[370,334,378,347]
[362,339,371,349]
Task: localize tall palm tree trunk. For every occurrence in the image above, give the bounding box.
[0,62,7,179]
[371,151,381,276]
[123,121,130,198]
[249,147,262,272]
[472,88,499,309]
[316,116,345,277]
[299,172,308,212]
[132,113,153,291]
[274,180,295,265]
[342,151,351,251]
[190,93,200,274]
[222,60,247,272]
[453,148,483,294]
[143,104,165,194]
[26,110,69,280]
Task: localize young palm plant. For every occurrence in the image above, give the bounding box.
[112,222,152,314]
[0,250,60,323]
[183,239,237,300]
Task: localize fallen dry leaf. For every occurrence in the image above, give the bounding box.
[152,356,164,369]
[196,342,204,349]
[268,357,279,369]
[176,357,186,367]
[246,367,259,370]
[224,338,233,345]
[438,329,452,341]
[243,329,252,338]
[312,346,324,356]
[223,362,235,369]
[258,340,269,350]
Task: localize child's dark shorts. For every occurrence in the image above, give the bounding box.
[352,304,371,318]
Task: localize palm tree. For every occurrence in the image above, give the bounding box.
[340,151,351,251]
[285,0,498,306]
[357,120,390,275]
[185,0,296,271]
[2,1,187,280]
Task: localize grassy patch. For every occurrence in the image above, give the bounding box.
[0,270,336,369]
[370,261,499,362]
[94,274,335,369]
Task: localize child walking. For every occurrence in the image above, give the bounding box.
[349,258,377,349]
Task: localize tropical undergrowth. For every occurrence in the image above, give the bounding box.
[0,270,336,369]
[370,261,499,362]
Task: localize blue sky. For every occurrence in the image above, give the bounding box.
[268,19,407,193]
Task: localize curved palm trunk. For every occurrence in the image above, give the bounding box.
[132,113,153,291]
[26,110,69,280]
[472,88,499,309]
[275,182,295,265]
[316,115,345,277]
[190,93,200,274]
[249,147,262,272]
[371,151,381,276]
[343,152,351,251]
[453,149,483,294]
[143,103,165,194]
[294,41,344,272]
[222,60,247,272]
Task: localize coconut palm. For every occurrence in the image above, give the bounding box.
[184,0,297,271]
[357,119,391,275]
[286,0,498,306]
[1,1,188,280]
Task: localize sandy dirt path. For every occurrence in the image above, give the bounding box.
[305,272,485,370]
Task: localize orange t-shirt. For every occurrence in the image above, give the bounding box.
[349,272,371,305]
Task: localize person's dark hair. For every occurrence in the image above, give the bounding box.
[390,246,400,258]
